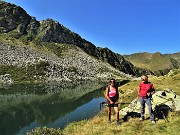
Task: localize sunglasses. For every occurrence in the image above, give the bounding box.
[110,80,115,83]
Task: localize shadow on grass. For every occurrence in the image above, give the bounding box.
[122,103,171,123]
[122,112,141,122]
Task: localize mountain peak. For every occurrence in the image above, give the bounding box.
[0,1,31,33]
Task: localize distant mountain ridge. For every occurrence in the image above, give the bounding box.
[124,52,180,75]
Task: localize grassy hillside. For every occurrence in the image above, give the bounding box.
[166,52,180,67]
[124,52,179,75]
[27,69,180,135]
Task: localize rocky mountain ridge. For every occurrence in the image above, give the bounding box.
[0,1,151,81]
[3,1,178,83]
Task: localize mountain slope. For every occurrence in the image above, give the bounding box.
[0,39,133,82]
[0,1,151,79]
[165,52,180,67]
[124,52,180,75]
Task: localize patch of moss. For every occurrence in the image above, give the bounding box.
[0,61,49,82]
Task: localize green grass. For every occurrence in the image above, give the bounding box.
[30,111,179,135]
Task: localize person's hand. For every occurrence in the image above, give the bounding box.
[110,101,113,104]
[115,102,119,104]
[151,91,155,95]
[147,92,151,96]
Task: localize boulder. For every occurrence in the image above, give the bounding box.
[120,89,180,118]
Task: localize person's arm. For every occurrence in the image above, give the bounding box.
[137,84,141,99]
[105,86,113,104]
[151,84,155,95]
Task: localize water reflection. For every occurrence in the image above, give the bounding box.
[0,81,106,135]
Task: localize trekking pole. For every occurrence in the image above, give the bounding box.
[99,101,111,110]
[161,111,169,122]
[100,102,106,110]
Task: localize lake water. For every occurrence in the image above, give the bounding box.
[0,81,107,135]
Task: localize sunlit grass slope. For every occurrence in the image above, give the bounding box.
[124,52,180,75]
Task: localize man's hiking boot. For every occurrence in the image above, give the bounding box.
[139,117,144,121]
[151,121,155,124]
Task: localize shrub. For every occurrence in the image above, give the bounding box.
[26,127,63,135]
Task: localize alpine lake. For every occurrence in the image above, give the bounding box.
[0,81,108,135]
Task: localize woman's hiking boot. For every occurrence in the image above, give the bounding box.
[108,119,111,124]
[117,120,120,125]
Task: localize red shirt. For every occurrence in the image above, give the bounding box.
[139,82,154,97]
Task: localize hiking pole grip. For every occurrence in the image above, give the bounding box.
[100,102,107,110]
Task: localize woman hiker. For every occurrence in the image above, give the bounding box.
[105,78,120,125]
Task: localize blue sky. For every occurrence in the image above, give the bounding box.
[4,0,180,55]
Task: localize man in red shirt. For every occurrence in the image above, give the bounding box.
[138,75,155,124]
